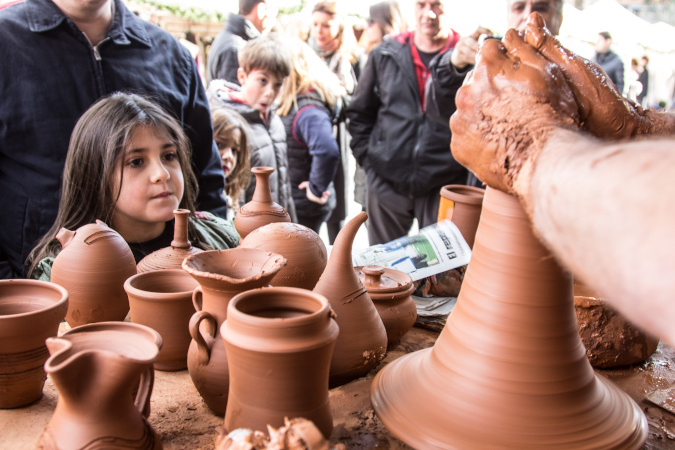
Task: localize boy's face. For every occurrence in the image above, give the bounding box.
[237,68,283,113]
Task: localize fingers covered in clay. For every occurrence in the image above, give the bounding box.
[450,34,579,199]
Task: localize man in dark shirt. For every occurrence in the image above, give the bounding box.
[593,31,624,94]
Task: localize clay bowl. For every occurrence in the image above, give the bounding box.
[0,279,69,408]
[239,222,327,290]
[125,269,199,371]
[574,283,659,368]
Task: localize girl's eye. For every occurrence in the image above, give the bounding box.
[128,158,143,167]
[163,151,178,162]
[232,147,240,157]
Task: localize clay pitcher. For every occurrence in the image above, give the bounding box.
[37,322,163,449]
[137,209,204,272]
[240,222,327,290]
[0,280,68,408]
[234,166,291,239]
[51,220,137,327]
[370,187,648,448]
[357,265,416,346]
[313,212,387,387]
[437,184,485,249]
[222,287,339,438]
[182,248,287,416]
[125,269,199,371]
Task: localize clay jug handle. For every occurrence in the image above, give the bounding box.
[134,366,155,419]
[189,310,216,365]
[192,287,203,311]
[55,228,75,248]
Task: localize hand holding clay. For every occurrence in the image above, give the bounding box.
[450,29,579,198]
[522,13,649,139]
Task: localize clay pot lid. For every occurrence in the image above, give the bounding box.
[357,265,413,295]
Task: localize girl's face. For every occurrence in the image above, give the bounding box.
[311,11,340,52]
[110,125,184,242]
[216,128,240,177]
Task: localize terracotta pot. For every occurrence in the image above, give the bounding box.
[574,283,659,368]
[234,166,291,239]
[0,280,68,409]
[137,209,203,273]
[437,184,485,249]
[37,322,162,449]
[182,248,287,415]
[313,212,387,387]
[51,220,136,327]
[356,265,416,345]
[125,269,199,371]
[222,287,338,438]
[240,222,327,290]
[371,187,648,448]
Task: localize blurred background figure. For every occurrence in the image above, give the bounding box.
[593,31,624,94]
[637,55,649,107]
[625,57,642,103]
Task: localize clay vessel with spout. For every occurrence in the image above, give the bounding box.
[37,322,163,449]
[182,248,287,415]
[234,167,291,239]
[370,187,648,448]
[137,209,203,273]
[313,212,387,387]
[0,279,68,409]
[51,220,137,327]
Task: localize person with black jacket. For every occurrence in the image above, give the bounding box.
[347,0,466,245]
[593,31,624,94]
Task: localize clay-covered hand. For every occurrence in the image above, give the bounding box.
[450,29,579,197]
[450,27,492,70]
[523,13,648,139]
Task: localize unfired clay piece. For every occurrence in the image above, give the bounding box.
[234,167,291,239]
[438,184,485,249]
[0,279,68,409]
[370,187,648,449]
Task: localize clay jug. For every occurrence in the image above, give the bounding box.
[356,265,416,346]
[182,248,287,416]
[574,283,659,368]
[51,220,136,327]
[0,280,68,409]
[137,209,203,272]
[437,184,485,249]
[37,322,163,449]
[371,187,648,449]
[234,166,291,239]
[125,269,199,371]
[240,222,327,290]
[313,212,387,387]
[222,287,339,438]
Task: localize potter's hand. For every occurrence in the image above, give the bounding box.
[450,29,579,200]
[298,181,330,205]
[450,27,492,70]
[523,13,649,138]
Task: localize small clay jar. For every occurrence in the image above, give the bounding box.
[240,222,327,290]
[37,322,162,449]
[234,167,291,239]
[222,287,338,439]
[437,184,485,249]
[0,279,68,409]
[137,209,203,272]
[357,265,416,345]
[574,283,659,368]
[51,220,137,327]
[313,212,388,387]
[182,248,287,416]
[125,269,199,371]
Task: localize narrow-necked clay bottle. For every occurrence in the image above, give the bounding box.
[137,209,203,273]
[234,167,291,239]
[313,212,387,387]
[0,280,68,409]
[51,220,137,327]
[437,184,485,249]
[182,248,287,416]
[37,322,162,449]
[240,222,327,290]
[222,287,339,438]
[357,265,416,346]
[370,187,648,448]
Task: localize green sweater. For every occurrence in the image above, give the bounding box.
[33,212,239,281]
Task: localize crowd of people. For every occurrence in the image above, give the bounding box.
[2,0,674,346]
